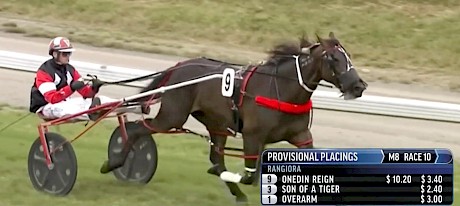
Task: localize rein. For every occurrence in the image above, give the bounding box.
[90,57,332,89]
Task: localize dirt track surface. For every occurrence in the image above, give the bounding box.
[0,33,459,161]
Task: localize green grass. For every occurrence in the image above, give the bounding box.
[0,108,263,206]
[0,108,458,205]
[1,0,460,88]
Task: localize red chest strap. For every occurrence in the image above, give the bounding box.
[255,96,313,114]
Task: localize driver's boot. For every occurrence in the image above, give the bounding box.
[88,97,102,121]
[88,96,119,121]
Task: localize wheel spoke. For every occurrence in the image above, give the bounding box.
[38,168,50,188]
[125,152,136,178]
[28,133,77,196]
[55,168,68,188]
[33,153,47,162]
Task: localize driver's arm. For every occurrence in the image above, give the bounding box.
[70,68,97,98]
[35,69,75,104]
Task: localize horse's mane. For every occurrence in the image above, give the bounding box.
[265,34,317,64]
[264,33,350,65]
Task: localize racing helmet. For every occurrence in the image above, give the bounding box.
[48,37,75,55]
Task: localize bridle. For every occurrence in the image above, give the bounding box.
[292,43,346,93]
[295,43,365,93]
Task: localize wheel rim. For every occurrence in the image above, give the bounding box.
[28,133,77,195]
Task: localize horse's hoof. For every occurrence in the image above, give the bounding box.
[100,160,112,174]
[206,165,220,176]
[251,177,260,186]
[240,173,255,185]
[235,195,248,205]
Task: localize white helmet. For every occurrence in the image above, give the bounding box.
[48,37,75,55]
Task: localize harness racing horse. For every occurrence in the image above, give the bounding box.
[99,32,368,203]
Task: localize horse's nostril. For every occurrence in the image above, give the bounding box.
[352,85,365,97]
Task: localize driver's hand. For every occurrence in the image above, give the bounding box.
[70,80,85,91]
[90,78,105,93]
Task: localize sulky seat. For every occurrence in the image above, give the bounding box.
[36,112,56,122]
[36,112,88,123]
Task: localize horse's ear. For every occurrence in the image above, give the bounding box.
[300,31,307,40]
[329,31,336,39]
[299,31,311,48]
[316,33,326,46]
[315,33,320,42]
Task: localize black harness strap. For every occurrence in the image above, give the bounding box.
[89,71,164,85]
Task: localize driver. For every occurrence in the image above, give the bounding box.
[29,36,116,121]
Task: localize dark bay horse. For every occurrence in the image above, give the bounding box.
[99,32,368,203]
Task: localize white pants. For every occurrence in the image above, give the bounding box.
[39,96,118,121]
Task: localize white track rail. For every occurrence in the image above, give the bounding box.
[1,50,459,123]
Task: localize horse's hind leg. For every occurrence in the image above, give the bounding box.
[100,93,193,174]
[100,120,152,173]
[207,134,227,176]
[207,134,248,203]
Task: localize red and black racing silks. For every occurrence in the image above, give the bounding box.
[29,59,96,113]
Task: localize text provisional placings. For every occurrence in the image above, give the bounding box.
[260,148,453,205]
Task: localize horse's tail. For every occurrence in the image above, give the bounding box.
[140,71,168,92]
[137,70,172,102]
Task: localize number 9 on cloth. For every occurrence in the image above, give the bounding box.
[221,68,235,97]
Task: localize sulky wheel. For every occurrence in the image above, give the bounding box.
[108,121,158,184]
[27,132,78,196]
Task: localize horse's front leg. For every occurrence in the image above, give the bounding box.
[208,133,248,203]
[239,133,263,185]
[288,129,314,149]
[219,131,264,186]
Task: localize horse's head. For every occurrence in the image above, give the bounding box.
[304,32,368,100]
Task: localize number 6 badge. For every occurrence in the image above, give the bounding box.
[221,68,235,97]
